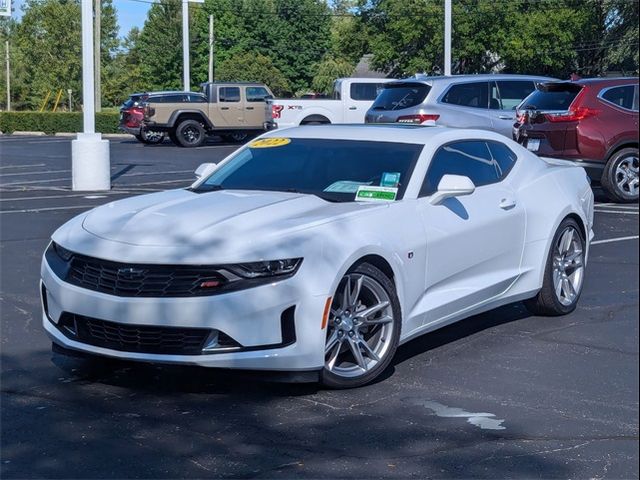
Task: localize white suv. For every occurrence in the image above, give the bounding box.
[365,74,555,137]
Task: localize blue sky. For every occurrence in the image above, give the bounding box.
[12,0,150,38]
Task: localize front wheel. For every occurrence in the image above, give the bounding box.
[139,127,165,145]
[525,218,586,316]
[321,262,401,389]
[601,148,639,203]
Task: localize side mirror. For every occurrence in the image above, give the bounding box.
[429,174,475,205]
[194,163,218,180]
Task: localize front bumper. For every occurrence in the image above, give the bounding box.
[41,258,327,371]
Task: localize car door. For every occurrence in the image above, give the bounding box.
[217,86,244,126]
[438,81,493,130]
[417,140,525,325]
[489,80,537,136]
[344,82,386,123]
[243,86,271,128]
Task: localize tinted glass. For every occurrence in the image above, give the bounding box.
[487,141,517,178]
[490,82,501,110]
[370,83,431,111]
[442,82,489,109]
[634,86,639,111]
[521,84,581,110]
[219,87,241,102]
[420,141,499,196]
[195,139,423,202]
[350,83,386,101]
[246,86,270,102]
[497,81,536,110]
[601,85,636,110]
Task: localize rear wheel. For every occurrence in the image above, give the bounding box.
[168,130,179,145]
[601,148,639,203]
[321,262,401,389]
[525,218,586,316]
[175,119,206,148]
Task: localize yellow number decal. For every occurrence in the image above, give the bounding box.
[249,138,291,148]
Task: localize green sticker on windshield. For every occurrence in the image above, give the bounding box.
[381,172,401,188]
[355,186,398,202]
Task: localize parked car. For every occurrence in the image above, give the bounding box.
[513,77,639,202]
[141,82,275,148]
[268,78,393,128]
[120,92,204,144]
[42,125,593,388]
[365,74,554,137]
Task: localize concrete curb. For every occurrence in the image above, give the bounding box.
[1,132,135,139]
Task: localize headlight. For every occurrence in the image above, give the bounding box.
[52,242,74,261]
[227,258,302,278]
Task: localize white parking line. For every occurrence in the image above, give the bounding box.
[594,210,639,215]
[0,169,71,177]
[594,203,639,210]
[0,164,47,170]
[592,235,639,245]
[0,177,70,187]
[0,205,96,214]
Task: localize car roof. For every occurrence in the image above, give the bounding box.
[130,91,204,97]
[389,74,556,86]
[574,77,639,86]
[263,124,510,145]
[200,82,266,86]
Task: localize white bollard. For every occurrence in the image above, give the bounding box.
[71,132,111,191]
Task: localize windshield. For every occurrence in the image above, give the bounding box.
[371,83,431,111]
[193,138,423,202]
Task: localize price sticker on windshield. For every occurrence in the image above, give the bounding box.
[355,186,398,202]
[249,138,291,148]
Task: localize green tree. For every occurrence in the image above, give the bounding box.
[216,51,291,95]
[103,27,145,106]
[137,0,183,91]
[311,56,354,94]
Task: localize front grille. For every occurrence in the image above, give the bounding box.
[58,313,212,355]
[66,255,228,297]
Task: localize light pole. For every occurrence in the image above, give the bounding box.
[444,0,452,76]
[182,0,204,92]
[71,0,110,191]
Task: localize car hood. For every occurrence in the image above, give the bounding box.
[81,188,378,248]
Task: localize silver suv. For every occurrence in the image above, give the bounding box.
[365,74,555,137]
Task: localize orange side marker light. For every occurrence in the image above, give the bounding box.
[321,297,333,330]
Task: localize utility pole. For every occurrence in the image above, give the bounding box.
[94,0,101,112]
[208,14,214,83]
[71,0,110,191]
[182,0,190,91]
[5,40,9,111]
[444,0,452,76]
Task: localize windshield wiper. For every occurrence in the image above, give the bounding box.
[193,184,224,192]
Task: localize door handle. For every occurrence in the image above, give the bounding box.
[499,197,517,210]
[221,107,229,110]
[246,107,254,110]
[348,106,357,110]
[498,115,514,120]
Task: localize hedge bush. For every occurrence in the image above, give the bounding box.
[0,112,120,134]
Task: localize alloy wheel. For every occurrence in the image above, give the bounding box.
[183,126,201,144]
[552,226,585,307]
[324,273,395,378]
[615,156,639,198]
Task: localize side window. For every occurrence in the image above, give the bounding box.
[441,82,489,109]
[350,83,385,101]
[601,85,636,110]
[420,141,499,197]
[219,87,241,102]
[490,82,501,110]
[246,87,270,102]
[189,94,207,103]
[487,141,517,178]
[496,81,536,110]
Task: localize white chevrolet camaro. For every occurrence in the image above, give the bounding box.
[41,125,594,388]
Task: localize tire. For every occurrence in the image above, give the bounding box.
[601,148,639,203]
[222,132,249,143]
[524,218,586,316]
[139,128,165,145]
[320,262,401,389]
[175,119,206,148]
[168,130,179,145]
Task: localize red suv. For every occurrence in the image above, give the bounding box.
[513,78,639,202]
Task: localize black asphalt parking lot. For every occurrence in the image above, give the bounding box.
[1,135,638,479]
